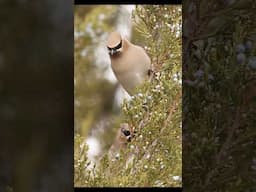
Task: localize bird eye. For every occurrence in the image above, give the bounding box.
[115,40,122,50]
[107,40,122,52]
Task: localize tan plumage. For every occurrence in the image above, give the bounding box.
[108,123,132,159]
[107,31,151,95]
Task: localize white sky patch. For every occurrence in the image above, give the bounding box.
[172,175,181,181]
[173,73,182,84]
[104,65,117,83]
[85,136,101,170]
[85,22,95,39]
[74,31,84,39]
[113,85,131,109]
[116,5,135,40]
[98,13,105,20]
[86,137,101,158]
[80,48,88,57]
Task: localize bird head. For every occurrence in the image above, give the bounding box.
[107,31,123,56]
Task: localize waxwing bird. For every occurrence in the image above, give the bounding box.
[107,31,151,95]
[108,123,132,159]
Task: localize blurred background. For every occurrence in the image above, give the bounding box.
[0,1,73,191]
[74,5,147,163]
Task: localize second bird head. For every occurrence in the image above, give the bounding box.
[107,31,123,56]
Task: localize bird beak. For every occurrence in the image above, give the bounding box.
[109,49,115,56]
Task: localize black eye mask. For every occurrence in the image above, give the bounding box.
[122,129,130,137]
[107,40,122,51]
